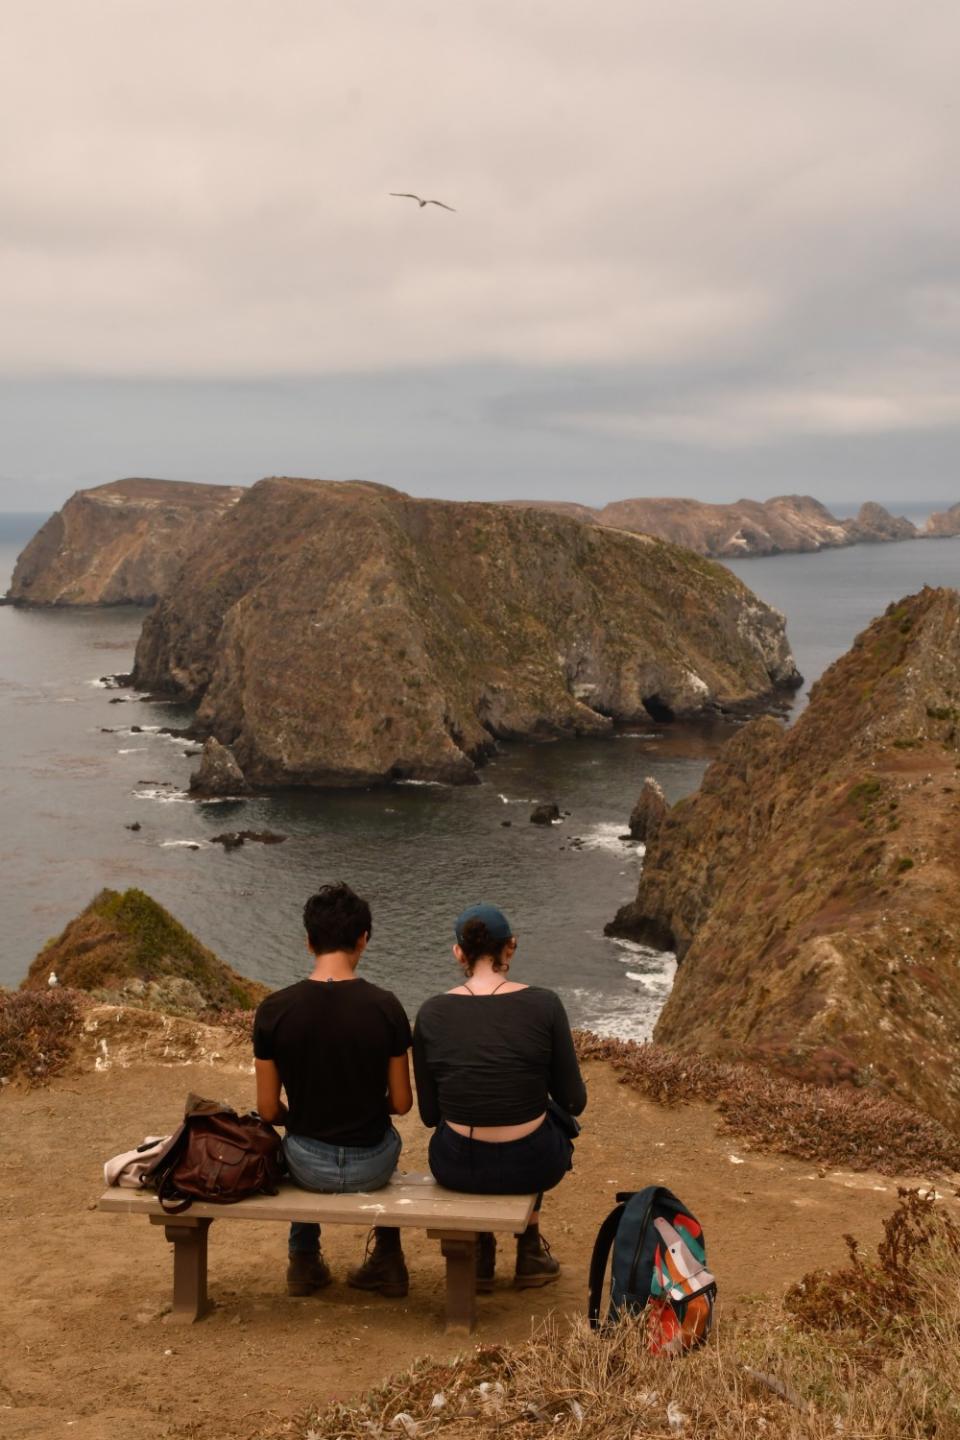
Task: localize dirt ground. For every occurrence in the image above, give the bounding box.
[1,1041,956,1440]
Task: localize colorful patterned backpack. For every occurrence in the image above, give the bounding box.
[588,1185,716,1353]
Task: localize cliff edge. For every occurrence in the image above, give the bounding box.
[133,476,800,787]
[609,587,960,1133]
[6,478,244,606]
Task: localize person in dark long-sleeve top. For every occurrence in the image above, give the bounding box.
[413,902,587,1290]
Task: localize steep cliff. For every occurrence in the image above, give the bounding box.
[513,494,925,557]
[609,587,960,1133]
[6,478,244,605]
[133,477,800,787]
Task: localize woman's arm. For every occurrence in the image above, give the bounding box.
[549,996,588,1115]
[412,1019,441,1127]
[388,1052,414,1115]
[255,1058,289,1126]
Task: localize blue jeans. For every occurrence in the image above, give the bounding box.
[283,1125,402,1254]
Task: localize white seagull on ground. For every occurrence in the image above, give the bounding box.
[390,192,456,211]
[48,971,59,987]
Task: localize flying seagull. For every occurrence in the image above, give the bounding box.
[390,193,456,212]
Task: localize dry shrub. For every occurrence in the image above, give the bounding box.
[0,986,82,1085]
[786,1187,960,1356]
[574,1031,960,1175]
[295,1192,960,1440]
[199,1006,255,1038]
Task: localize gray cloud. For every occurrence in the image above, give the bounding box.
[1,1,959,507]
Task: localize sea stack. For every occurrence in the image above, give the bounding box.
[608,587,960,1134]
[132,477,801,788]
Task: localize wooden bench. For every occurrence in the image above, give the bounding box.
[98,1172,536,1333]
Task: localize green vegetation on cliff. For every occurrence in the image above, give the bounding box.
[22,888,266,1013]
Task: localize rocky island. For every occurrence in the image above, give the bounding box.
[6,477,243,605]
[609,586,960,1134]
[512,493,957,557]
[131,476,800,787]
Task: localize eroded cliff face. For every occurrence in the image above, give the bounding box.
[6,478,243,605]
[609,587,960,1133]
[513,494,924,557]
[133,477,800,786]
[926,503,960,537]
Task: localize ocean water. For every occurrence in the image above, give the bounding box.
[1,518,957,1037]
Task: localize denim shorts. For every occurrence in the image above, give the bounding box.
[428,1113,573,1197]
[284,1124,402,1194]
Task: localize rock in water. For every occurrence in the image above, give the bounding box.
[925,502,960,537]
[608,587,960,1135]
[189,738,248,797]
[6,478,244,606]
[628,777,667,841]
[132,477,800,788]
[530,803,561,826]
[20,888,267,1013]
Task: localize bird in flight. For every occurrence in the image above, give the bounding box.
[390,192,456,211]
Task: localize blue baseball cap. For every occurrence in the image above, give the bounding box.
[454,903,513,944]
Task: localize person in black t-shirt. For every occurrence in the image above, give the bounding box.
[413,902,587,1292]
[253,882,413,1298]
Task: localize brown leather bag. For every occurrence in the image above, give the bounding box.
[147,1094,284,1213]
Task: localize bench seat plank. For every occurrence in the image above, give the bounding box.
[98,1173,534,1233]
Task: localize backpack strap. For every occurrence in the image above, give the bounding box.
[588,1203,625,1330]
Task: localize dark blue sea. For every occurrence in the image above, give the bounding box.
[1,510,957,1035]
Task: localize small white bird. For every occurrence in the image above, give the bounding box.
[48,971,59,987]
[390,192,456,211]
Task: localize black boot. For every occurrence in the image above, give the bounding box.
[476,1232,496,1293]
[347,1227,409,1298]
[514,1224,560,1288]
[286,1250,332,1296]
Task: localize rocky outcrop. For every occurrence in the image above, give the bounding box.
[189,737,248,797]
[22,888,267,1013]
[925,503,960,537]
[628,777,667,842]
[844,502,917,544]
[133,477,800,787]
[608,587,960,1134]
[513,494,933,558]
[6,478,243,605]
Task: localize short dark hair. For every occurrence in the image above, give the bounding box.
[457,918,512,975]
[303,882,372,955]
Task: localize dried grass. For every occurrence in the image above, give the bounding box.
[294,1192,960,1440]
[574,1032,960,1175]
[0,986,82,1085]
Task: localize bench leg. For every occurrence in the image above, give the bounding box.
[150,1215,212,1322]
[432,1232,477,1334]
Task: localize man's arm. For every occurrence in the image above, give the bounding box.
[387,1052,414,1115]
[255,1058,289,1126]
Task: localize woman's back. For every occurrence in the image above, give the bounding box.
[413,986,586,1128]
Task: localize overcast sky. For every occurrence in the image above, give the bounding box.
[2,1,959,513]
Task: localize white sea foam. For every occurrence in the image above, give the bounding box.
[395,779,448,787]
[117,747,146,755]
[574,822,643,855]
[565,940,677,1042]
[496,793,537,805]
[614,732,663,740]
[160,839,208,849]
[134,787,190,804]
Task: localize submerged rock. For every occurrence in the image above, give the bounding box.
[530,803,561,826]
[189,738,248,797]
[210,830,287,849]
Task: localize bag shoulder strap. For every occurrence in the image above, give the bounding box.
[588,1202,625,1329]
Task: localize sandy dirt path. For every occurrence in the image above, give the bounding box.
[1,1052,953,1440]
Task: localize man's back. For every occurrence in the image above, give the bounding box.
[253,977,411,1145]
